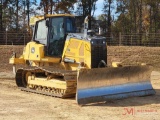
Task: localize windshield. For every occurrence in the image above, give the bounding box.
[66,17,76,33]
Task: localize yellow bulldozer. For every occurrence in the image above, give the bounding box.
[9,14,155,105]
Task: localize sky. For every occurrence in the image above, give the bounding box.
[94,0,117,19]
[94,0,104,16]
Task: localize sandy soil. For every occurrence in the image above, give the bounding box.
[0,45,160,120]
[0,71,159,120]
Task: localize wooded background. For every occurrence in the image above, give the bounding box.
[0,0,160,45]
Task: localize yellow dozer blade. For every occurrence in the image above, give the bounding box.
[76,66,155,105]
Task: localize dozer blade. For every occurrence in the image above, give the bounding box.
[76,66,155,105]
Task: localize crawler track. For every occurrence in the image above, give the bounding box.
[16,66,77,98]
[20,87,63,98]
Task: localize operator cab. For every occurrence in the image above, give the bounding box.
[33,15,76,57]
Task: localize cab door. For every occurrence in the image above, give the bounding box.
[47,17,65,57]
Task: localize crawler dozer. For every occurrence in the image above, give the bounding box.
[9,14,155,105]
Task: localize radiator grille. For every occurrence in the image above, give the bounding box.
[91,38,107,68]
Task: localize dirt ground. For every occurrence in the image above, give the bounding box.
[0,45,160,120]
[0,71,159,120]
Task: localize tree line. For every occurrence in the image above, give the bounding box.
[0,0,160,36]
